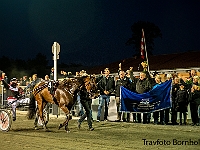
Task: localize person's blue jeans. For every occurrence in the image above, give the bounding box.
[77,95,84,116]
[97,95,110,120]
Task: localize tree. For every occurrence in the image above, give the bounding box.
[126,21,162,56]
[28,53,49,77]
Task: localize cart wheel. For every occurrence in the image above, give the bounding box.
[0,110,12,132]
[38,109,48,126]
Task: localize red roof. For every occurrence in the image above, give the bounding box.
[86,51,200,74]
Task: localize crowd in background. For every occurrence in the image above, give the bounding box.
[92,66,200,126]
[1,65,200,126]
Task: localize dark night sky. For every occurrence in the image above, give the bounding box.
[0,0,200,67]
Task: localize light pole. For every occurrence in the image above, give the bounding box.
[51,42,60,116]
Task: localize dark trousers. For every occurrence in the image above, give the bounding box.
[179,112,187,124]
[153,111,159,123]
[136,113,150,123]
[190,102,199,124]
[133,113,136,122]
[137,113,141,123]
[171,102,177,124]
[79,99,92,128]
[143,113,151,124]
[153,110,165,124]
[160,110,165,123]
[165,108,170,124]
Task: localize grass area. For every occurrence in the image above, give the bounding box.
[0,114,200,150]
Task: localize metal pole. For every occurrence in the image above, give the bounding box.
[1,85,3,106]
[52,42,60,116]
[143,29,150,72]
[53,42,57,81]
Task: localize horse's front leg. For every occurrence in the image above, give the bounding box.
[64,114,72,133]
[58,106,71,133]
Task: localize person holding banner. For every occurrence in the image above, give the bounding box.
[171,77,180,125]
[152,75,164,125]
[135,72,152,124]
[125,69,137,122]
[115,70,133,122]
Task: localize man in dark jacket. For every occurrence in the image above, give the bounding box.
[136,72,152,124]
[115,70,133,122]
[97,68,115,121]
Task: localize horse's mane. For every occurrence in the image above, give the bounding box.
[75,75,90,84]
[58,78,76,89]
[60,76,88,85]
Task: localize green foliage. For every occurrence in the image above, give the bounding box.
[126,21,162,55]
[0,53,85,80]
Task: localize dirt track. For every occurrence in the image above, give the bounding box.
[0,112,200,150]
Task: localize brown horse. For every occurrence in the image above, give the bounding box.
[27,75,97,132]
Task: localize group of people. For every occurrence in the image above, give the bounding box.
[90,67,200,127]
[171,70,200,126]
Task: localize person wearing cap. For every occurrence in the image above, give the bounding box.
[97,68,115,121]
[1,75,20,121]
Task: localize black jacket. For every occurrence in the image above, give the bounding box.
[97,75,115,95]
[189,90,200,105]
[175,89,188,105]
[136,78,152,94]
[115,77,133,97]
[172,83,180,101]
[80,87,91,101]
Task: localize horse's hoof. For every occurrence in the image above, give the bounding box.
[58,124,63,130]
[34,127,39,130]
[66,130,70,133]
[45,129,50,132]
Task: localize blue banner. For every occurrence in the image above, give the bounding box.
[120,80,172,113]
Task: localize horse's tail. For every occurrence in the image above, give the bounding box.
[27,93,36,119]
